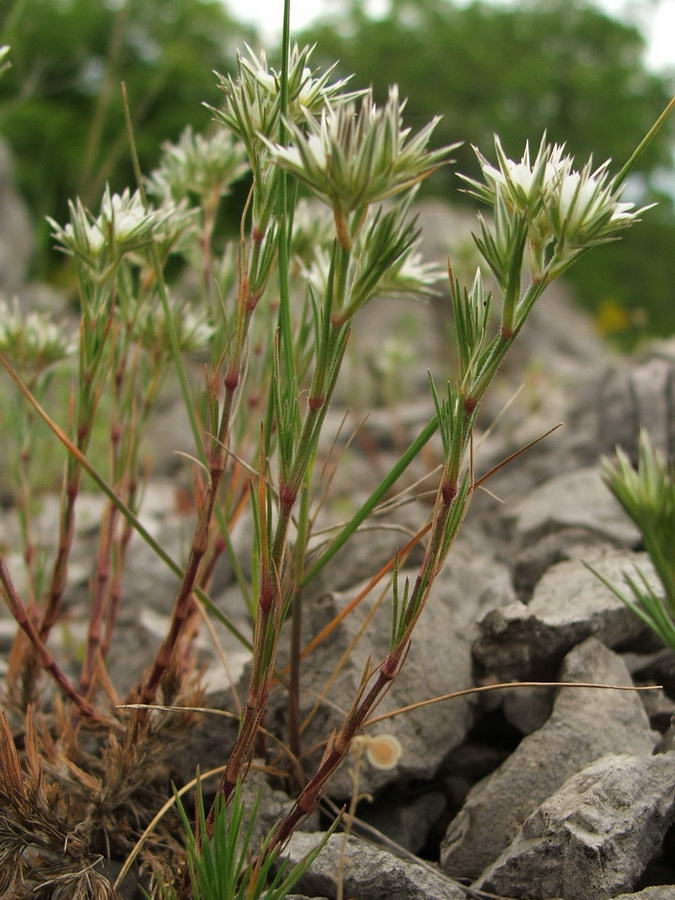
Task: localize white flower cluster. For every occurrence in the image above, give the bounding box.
[0,297,75,373]
[48,187,179,268]
[131,296,214,357]
[265,86,457,217]
[463,135,651,254]
[211,44,362,157]
[301,202,442,306]
[377,249,445,296]
[146,126,249,202]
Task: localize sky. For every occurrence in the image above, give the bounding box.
[230,0,675,73]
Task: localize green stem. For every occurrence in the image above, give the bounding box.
[615,96,675,188]
[288,473,313,767]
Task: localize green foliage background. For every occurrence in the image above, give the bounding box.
[1,0,673,344]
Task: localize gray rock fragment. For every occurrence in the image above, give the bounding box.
[502,684,555,735]
[570,354,675,463]
[476,752,675,900]
[613,888,675,900]
[440,638,656,881]
[505,466,640,547]
[512,528,616,601]
[283,832,466,900]
[285,896,330,900]
[474,550,659,681]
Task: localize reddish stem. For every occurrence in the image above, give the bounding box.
[0,556,98,719]
[80,500,118,695]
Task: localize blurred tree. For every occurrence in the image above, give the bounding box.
[0,0,254,273]
[302,0,675,341]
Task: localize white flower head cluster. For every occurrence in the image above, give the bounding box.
[211,44,362,156]
[300,197,438,308]
[549,157,646,245]
[146,126,249,202]
[48,187,175,267]
[463,135,652,253]
[266,86,458,216]
[100,188,153,244]
[131,296,214,357]
[0,296,75,373]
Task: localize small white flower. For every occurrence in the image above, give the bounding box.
[379,249,445,295]
[100,188,150,242]
[48,198,106,265]
[49,188,171,268]
[60,220,105,257]
[462,136,568,218]
[547,157,651,247]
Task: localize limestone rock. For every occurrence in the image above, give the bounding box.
[474,550,659,681]
[569,354,675,464]
[505,466,640,548]
[283,832,466,900]
[357,790,446,855]
[613,888,675,900]
[476,752,675,899]
[440,638,655,881]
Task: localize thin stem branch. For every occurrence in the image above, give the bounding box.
[0,556,99,720]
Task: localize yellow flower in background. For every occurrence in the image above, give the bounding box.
[595,297,631,336]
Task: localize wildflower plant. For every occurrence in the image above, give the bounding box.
[589,432,675,649]
[0,0,672,893]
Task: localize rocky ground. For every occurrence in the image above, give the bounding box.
[2,321,672,900]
